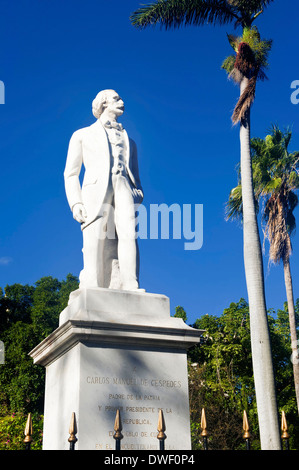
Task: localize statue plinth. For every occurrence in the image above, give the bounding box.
[30,289,203,450]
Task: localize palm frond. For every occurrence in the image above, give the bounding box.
[228,124,299,265]
[251,126,299,264]
[226,184,243,221]
[242,0,275,11]
[232,75,257,124]
[269,124,293,152]
[251,137,266,156]
[227,1,274,17]
[227,0,275,27]
[288,163,299,191]
[263,191,293,264]
[286,192,298,235]
[226,181,260,221]
[227,33,239,51]
[221,54,236,74]
[130,0,240,30]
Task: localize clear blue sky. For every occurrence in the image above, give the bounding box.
[0,0,298,325]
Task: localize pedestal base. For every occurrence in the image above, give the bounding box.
[30,288,203,450]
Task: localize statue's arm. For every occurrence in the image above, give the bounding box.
[64,131,88,223]
[130,139,144,200]
[64,131,84,211]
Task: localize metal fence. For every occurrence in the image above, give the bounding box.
[23,408,291,451]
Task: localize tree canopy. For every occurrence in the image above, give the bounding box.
[0,274,79,415]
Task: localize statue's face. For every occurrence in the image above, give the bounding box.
[105,91,125,117]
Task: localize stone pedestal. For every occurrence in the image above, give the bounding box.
[30,288,203,450]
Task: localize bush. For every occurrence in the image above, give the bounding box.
[0,413,43,450]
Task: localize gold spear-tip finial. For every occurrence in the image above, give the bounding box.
[201,408,208,437]
[157,409,167,441]
[68,412,78,444]
[24,413,33,444]
[243,410,251,440]
[281,411,290,440]
[113,409,123,441]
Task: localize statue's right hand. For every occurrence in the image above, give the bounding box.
[73,203,87,223]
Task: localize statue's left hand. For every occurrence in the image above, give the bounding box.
[73,203,87,223]
[133,188,143,202]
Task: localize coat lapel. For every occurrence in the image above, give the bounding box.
[89,120,110,158]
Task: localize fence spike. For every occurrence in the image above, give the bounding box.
[157,409,167,450]
[242,410,251,439]
[242,410,251,450]
[113,409,123,450]
[281,411,290,450]
[281,411,290,439]
[200,408,208,437]
[200,408,208,450]
[68,412,78,450]
[24,413,33,450]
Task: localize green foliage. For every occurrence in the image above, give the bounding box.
[0,274,79,416]
[221,54,236,74]
[226,125,299,230]
[227,125,299,266]
[190,299,254,404]
[174,305,187,322]
[59,274,80,312]
[0,284,34,330]
[31,273,78,338]
[130,0,239,30]
[242,26,272,74]
[2,322,45,412]
[188,298,299,450]
[251,125,299,202]
[130,0,275,31]
[0,412,43,450]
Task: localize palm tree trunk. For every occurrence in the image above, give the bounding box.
[239,77,281,450]
[283,257,299,414]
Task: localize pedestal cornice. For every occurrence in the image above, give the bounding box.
[30,317,203,366]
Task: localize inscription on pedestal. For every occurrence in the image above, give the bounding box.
[82,356,188,450]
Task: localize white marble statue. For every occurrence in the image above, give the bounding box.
[64,89,144,291]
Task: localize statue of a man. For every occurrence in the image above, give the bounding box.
[64,90,144,291]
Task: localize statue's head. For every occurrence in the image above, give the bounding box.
[92,89,124,119]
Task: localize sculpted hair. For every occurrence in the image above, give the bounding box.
[92,89,116,118]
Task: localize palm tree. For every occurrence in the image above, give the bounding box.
[227,125,299,413]
[130,0,281,449]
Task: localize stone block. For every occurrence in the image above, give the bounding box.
[30,289,203,450]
